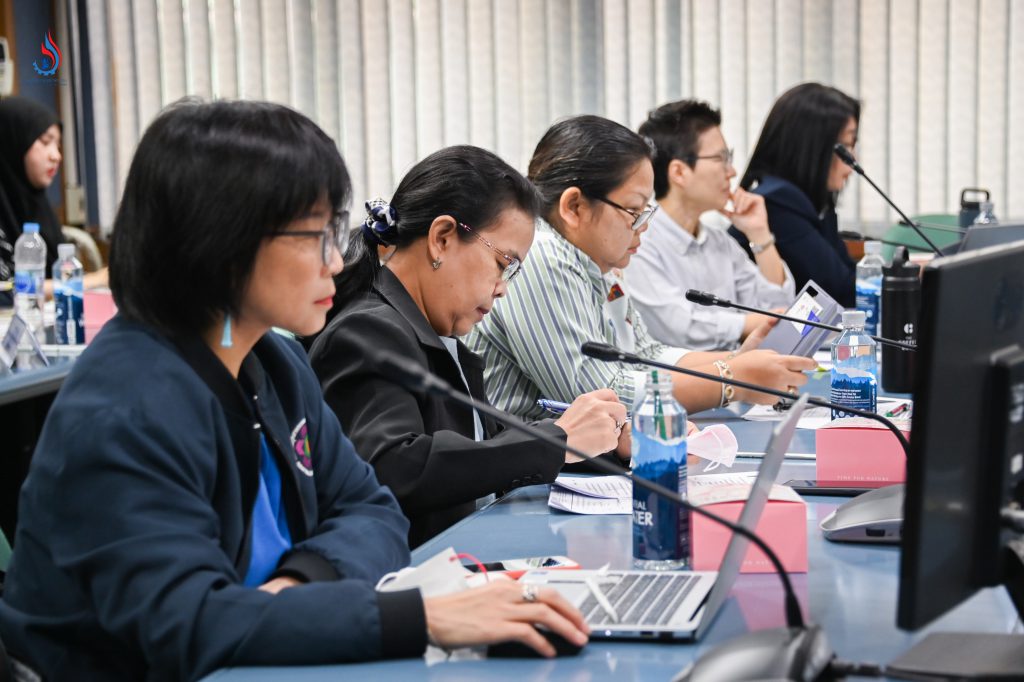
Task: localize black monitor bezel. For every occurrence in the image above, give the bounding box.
[897,240,1024,630]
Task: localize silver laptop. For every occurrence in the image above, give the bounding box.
[957,225,1024,253]
[522,395,809,641]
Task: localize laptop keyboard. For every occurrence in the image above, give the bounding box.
[579,573,698,626]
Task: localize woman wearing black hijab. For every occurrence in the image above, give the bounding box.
[0,97,64,287]
[0,97,106,306]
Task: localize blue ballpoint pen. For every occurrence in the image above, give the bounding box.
[536,398,570,415]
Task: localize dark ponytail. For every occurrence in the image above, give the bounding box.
[527,115,653,226]
[331,145,541,310]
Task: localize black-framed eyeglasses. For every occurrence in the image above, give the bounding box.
[595,197,659,231]
[269,210,351,266]
[686,148,734,167]
[457,221,522,283]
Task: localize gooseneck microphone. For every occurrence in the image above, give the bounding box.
[374,350,806,630]
[582,341,909,548]
[833,144,942,255]
[684,289,916,352]
[581,341,910,456]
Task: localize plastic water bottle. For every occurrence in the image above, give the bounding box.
[972,201,998,226]
[53,243,84,344]
[632,370,689,570]
[830,310,878,419]
[14,222,47,343]
[855,241,885,337]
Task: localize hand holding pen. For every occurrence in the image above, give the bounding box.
[541,389,626,463]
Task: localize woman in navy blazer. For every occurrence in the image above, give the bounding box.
[729,83,861,308]
[0,102,591,678]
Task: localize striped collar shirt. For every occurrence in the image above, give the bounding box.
[465,219,689,421]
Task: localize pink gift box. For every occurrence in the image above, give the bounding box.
[84,288,118,343]
[689,480,808,574]
[815,417,911,486]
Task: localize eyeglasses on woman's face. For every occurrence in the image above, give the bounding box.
[457,221,522,283]
[269,210,351,266]
[594,196,659,231]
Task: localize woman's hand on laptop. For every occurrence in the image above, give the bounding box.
[423,580,590,656]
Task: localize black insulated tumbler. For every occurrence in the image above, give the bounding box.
[881,247,921,393]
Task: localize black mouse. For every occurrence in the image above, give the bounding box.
[487,628,585,658]
[674,625,835,682]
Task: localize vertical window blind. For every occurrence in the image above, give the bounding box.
[81,0,1024,236]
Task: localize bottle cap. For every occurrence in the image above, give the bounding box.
[842,310,866,327]
[883,246,922,278]
[864,240,882,255]
[58,243,76,259]
[23,222,40,234]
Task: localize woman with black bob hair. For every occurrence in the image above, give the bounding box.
[729,82,861,307]
[466,115,814,424]
[310,145,625,548]
[0,101,588,680]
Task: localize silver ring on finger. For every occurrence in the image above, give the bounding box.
[522,584,539,603]
[615,418,627,432]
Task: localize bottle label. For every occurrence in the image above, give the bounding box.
[855,276,882,336]
[14,269,43,295]
[632,430,689,563]
[54,279,85,344]
[830,367,878,418]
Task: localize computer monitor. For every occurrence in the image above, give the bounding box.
[893,239,1024,675]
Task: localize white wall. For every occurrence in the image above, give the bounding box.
[85,0,1024,235]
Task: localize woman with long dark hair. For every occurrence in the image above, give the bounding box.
[731,82,861,307]
[310,145,626,548]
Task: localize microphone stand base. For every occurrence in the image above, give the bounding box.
[673,625,836,682]
[820,484,903,544]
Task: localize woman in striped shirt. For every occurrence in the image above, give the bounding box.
[466,115,816,422]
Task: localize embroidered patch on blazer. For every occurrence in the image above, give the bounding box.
[290,419,314,476]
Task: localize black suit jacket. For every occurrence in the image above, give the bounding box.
[729,174,856,308]
[309,268,566,547]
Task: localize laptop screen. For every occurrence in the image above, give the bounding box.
[693,394,809,639]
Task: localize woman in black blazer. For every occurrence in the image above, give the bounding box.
[309,146,626,547]
[729,83,860,307]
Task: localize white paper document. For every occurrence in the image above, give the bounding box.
[548,488,632,515]
[549,475,632,515]
[552,475,631,499]
[688,471,757,487]
[742,397,911,430]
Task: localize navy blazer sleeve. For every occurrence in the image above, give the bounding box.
[312,309,566,517]
[34,383,423,679]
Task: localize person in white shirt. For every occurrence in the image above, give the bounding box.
[628,100,795,350]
